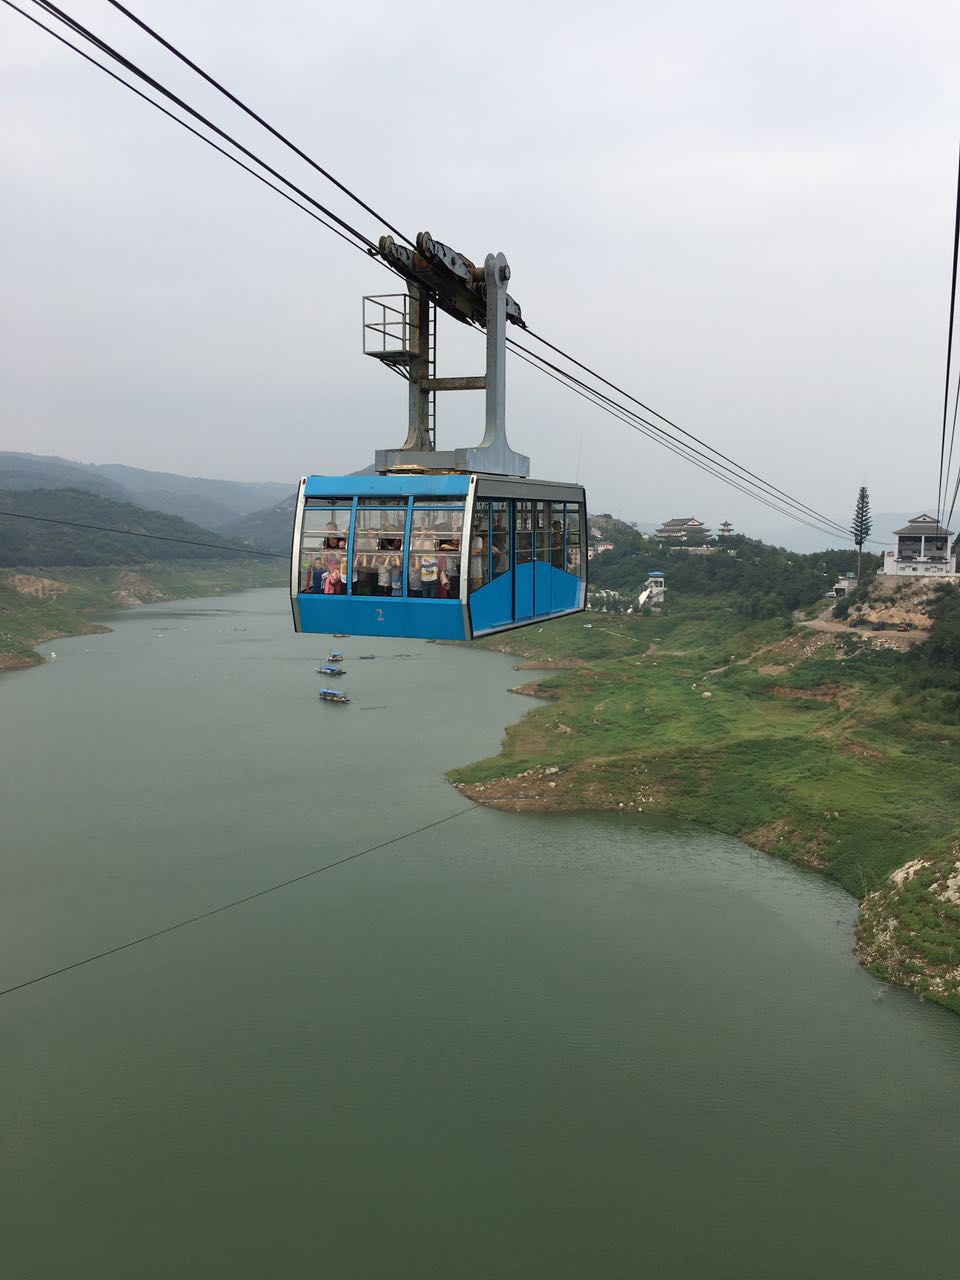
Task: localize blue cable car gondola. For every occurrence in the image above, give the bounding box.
[291,231,587,641]
[292,472,586,641]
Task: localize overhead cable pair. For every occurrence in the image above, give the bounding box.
[936,144,960,535]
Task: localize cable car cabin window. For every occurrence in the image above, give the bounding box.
[301,502,352,593]
[550,501,566,568]
[408,500,463,599]
[469,499,491,592]
[435,530,462,600]
[565,502,583,577]
[535,502,552,563]
[516,500,533,564]
[355,498,405,597]
[491,500,511,578]
[412,496,464,526]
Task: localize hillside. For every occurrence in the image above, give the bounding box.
[0,488,265,567]
[222,492,297,556]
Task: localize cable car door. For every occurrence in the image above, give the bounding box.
[533,501,553,617]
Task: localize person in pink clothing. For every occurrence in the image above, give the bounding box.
[323,565,345,595]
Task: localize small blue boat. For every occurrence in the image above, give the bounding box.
[327,650,344,662]
[316,664,345,676]
[318,688,350,704]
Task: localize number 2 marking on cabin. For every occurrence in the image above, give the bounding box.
[376,608,384,622]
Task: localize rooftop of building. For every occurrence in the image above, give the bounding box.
[893,514,954,537]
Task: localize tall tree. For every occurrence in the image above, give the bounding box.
[851,486,872,578]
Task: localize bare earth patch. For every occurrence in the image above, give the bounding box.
[8,573,71,599]
[770,683,853,708]
[509,681,561,699]
[111,571,169,606]
[711,629,837,676]
[0,652,40,671]
[838,739,885,760]
[454,758,665,814]
[742,820,828,870]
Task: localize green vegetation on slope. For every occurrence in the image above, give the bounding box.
[0,488,267,567]
[453,598,960,1013]
[857,846,960,1010]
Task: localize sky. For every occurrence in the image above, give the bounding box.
[2,0,960,550]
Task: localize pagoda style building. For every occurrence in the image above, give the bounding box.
[654,517,711,542]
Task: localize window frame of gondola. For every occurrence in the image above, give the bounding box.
[300,498,353,593]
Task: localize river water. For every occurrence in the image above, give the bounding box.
[1,588,958,1279]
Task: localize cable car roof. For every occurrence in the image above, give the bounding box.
[304,474,471,500]
[303,474,586,502]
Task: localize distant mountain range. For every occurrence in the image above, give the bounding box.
[0,451,301,568]
[0,452,294,531]
[6,451,919,563]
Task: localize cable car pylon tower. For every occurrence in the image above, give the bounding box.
[292,232,586,641]
[364,232,530,477]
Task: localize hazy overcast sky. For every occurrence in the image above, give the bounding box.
[2,0,959,546]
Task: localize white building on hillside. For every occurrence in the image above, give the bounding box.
[878,514,959,580]
[588,540,614,560]
[638,572,666,608]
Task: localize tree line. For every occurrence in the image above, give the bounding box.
[589,531,879,619]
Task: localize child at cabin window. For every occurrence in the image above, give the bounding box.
[307,556,324,592]
[414,528,438,598]
[420,549,439,597]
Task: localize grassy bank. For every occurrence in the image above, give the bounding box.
[450,601,960,1013]
[0,560,284,669]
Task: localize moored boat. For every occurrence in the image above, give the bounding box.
[318,687,350,704]
[316,664,346,676]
